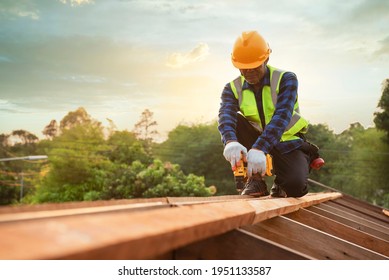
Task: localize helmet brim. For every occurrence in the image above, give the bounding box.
[231,58,265,69]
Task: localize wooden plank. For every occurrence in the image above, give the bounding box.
[0,196,262,223]
[0,200,256,260]
[243,216,388,260]
[0,193,339,223]
[306,179,389,220]
[247,192,342,224]
[174,229,313,260]
[285,208,389,256]
[326,200,389,227]
[0,195,254,215]
[336,195,389,222]
[0,202,169,223]
[0,192,342,260]
[315,203,389,235]
[167,195,259,205]
[0,197,169,214]
[306,206,389,241]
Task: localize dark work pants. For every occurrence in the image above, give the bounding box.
[236,114,309,197]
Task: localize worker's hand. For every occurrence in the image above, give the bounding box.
[223,141,247,170]
[247,149,266,177]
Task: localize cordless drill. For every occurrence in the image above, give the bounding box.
[233,154,273,193]
[233,144,324,192]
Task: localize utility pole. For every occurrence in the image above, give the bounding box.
[0,155,48,201]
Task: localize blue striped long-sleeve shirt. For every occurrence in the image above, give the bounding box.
[218,65,304,154]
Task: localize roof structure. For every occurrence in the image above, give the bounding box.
[0,181,388,260]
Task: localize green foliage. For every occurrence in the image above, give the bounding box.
[0,184,18,205]
[138,160,211,198]
[59,107,97,132]
[155,121,235,195]
[11,130,39,145]
[305,123,341,184]
[29,122,112,203]
[306,123,389,208]
[2,107,389,209]
[133,109,158,156]
[101,160,211,199]
[83,190,101,201]
[106,130,152,165]
[23,111,211,203]
[331,127,389,206]
[374,79,389,143]
[0,130,45,205]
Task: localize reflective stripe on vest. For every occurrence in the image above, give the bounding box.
[230,66,308,142]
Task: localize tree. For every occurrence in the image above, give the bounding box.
[133,109,158,157]
[0,133,10,147]
[105,118,117,138]
[156,121,235,195]
[106,130,152,165]
[26,108,214,204]
[133,109,158,143]
[0,131,45,205]
[60,107,100,132]
[30,121,111,203]
[304,123,341,185]
[374,78,389,143]
[112,159,211,198]
[42,120,59,139]
[10,130,38,145]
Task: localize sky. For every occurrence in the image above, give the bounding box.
[0,0,388,142]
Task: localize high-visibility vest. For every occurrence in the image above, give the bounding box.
[229,65,308,142]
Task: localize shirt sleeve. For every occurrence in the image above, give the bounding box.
[217,83,240,145]
[252,72,298,153]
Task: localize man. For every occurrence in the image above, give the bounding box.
[218,30,317,198]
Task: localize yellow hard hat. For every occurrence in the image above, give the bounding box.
[231,31,272,69]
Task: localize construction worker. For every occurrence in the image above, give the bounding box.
[218,30,313,198]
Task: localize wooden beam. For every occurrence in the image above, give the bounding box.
[285,208,389,256]
[174,229,313,260]
[0,197,169,214]
[247,192,342,224]
[307,205,389,241]
[0,202,170,223]
[334,195,389,223]
[167,195,256,205]
[243,216,388,260]
[315,203,389,236]
[325,200,389,228]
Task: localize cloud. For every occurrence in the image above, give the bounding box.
[60,74,106,84]
[350,0,389,21]
[0,56,11,63]
[59,0,94,7]
[0,33,172,120]
[373,36,389,58]
[166,43,210,68]
[0,99,22,114]
[0,0,40,20]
